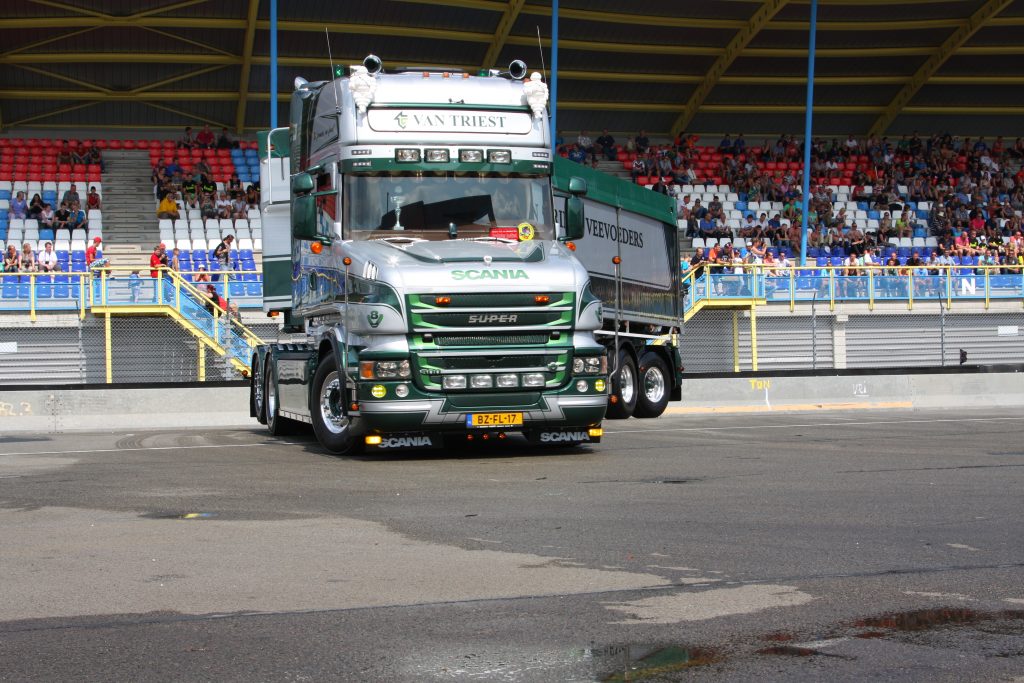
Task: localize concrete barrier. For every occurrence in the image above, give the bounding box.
[0,385,252,433]
[2,368,1022,433]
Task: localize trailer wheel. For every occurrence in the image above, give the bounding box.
[251,354,266,424]
[310,355,358,455]
[605,349,638,419]
[633,352,670,418]
[265,356,296,436]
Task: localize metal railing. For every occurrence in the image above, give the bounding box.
[682,264,1024,315]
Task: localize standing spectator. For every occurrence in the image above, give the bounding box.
[85,236,103,266]
[170,246,182,272]
[37,242,60,272]
[129,271,143,303]
[3,244,20,272]
[157,192,180,220]
[149,243,168,278]
[86,186,102,211]
[196,124,216,149]
[9,191,27,219]
[212,234,234,281]
[19,242,37,272]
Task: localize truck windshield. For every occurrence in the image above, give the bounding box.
[343,172,553,241]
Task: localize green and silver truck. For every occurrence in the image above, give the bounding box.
[250,56,682,454]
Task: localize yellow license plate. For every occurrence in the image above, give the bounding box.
[467,412,524,428]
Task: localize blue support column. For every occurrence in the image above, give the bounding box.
[799,0,818,266]
[270,0,278,128]
[550,0,558,154]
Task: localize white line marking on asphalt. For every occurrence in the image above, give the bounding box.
[904,590,974,600]
[947,543,980,552]
[794,637,849,650]
[0,443,281,457]
[1005,598,1024,605]
[604,416,1024,435]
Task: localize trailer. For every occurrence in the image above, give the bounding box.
[250,56,682,454]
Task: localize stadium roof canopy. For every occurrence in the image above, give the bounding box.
[2,0,1024,138]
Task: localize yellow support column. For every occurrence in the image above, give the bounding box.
[732,310,740,372]
[79,273,86,320]
[197,341,206,382]
[104,311,112,384]
[749,305,759,372]
[29,273,36,322]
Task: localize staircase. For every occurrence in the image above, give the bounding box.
[100,150,157,247]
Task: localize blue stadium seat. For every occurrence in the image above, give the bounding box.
[868,210,880,220]
[735,201,747,212]
[229,282,246,297]
[71,250,85,263]
[2,282,18,298]
[857,202,869,211]
[70,263,87,273]
[53,284,69,298]
[832,246,846,258]
[246,282,262,296]
[831,257,844,267]
[40,229,55,241]
[807,247,820,258]
[816,257,828,267]
[897,247,911,258]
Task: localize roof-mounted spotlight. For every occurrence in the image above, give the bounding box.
[508,60,527,80]
[363,54,383,75]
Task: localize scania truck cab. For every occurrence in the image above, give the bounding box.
[251,57,609,453]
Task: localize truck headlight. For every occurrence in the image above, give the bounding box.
[496,373,518,388]
[470,375,493,389]
[572,356,607,375]
[443,375,467,389]
[360,359,411,379]
[396,148,421,163]
[522,373,545,387]
[487,149,511,164]
[425,148,449,163]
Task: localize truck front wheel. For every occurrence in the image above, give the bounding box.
[311,355,357,455]
[265,356,296,435]
[605,350,638,419]
[633,352,670,418]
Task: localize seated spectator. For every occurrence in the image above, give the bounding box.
[85,236,103,266]
[180,172,198,204]
[72,143,89,165]
[215,191,232,219]
[165,157,183,178]
[595,129,616,161]
[87,145,104,170]
[157,192,180,220]
[576,130,593,160]
[37,241,60,273]
[19,242,37,273]
[26,193,44,220]
[86,186,102,211]
[67,201,88,233]
[61,184,80,208]
[630,156,646,181]
[200,193,218,219]
[54,202,71,230]
[217,127,235,149]
[245,184,260,208]
[227,173,242,194]
[718,133,733,155]
[194,158,212,179]
[634,129,649,154]
[199,175,217,198]
[39,203,55,229]
[56,140,73,165]
[231,191,248,218]
[193,264,210,283]
[3,244,20,272]
[196,124,216,149]
[9,191,27,219]
[178,126,196,149]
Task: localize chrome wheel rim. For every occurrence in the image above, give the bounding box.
[619,364,635,404]
[319,371,349,435]
[266,367,277,420]
[643,366,666,403]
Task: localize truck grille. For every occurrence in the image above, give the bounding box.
[432,334,549,347]
[406,292,574,333]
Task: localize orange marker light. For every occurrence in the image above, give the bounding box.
[343,257,352,266]
[534,295,550,304]
[612,256,621,265]
[435,296,451,305]
[566,241,576,251]
[310,241,323,254]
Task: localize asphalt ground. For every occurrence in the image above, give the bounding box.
[0,407,1022,682]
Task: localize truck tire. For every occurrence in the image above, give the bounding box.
[310,354,358,455]
[605,349,638,419]
[251,353,266,424]
[633,351,670,418]
[265,356,297,436]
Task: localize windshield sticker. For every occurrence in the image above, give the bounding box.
[517,222,535,241]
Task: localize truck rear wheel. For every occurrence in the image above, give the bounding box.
[265,356,297,436]
[311,355,358,455]
[605,350,638,419]
[633,352,670,418]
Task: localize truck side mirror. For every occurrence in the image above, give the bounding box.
[291,172,319,241]
[562,176,587,241]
